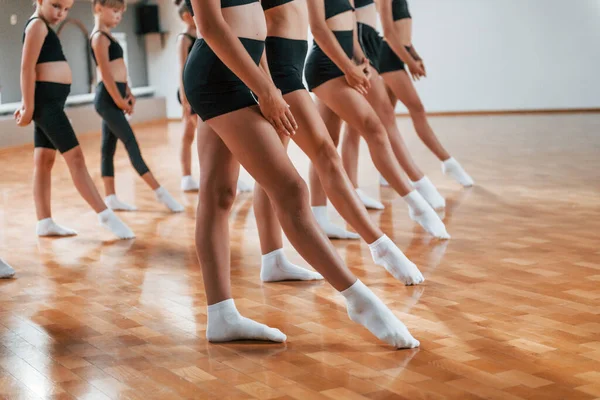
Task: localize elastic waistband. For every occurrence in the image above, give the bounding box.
[313,30,353,58]
[34,81,71,104]
[97,81,127,96]
[266,37,308,63]
[357,22,378,34]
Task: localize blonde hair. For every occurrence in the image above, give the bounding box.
[92,0,126,9]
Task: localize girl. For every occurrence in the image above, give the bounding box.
[16,0,134,240]
[91,0,184,212]
[253,0,424,286]
[0,258,15,279]
[304,0,450,238]
[184,0,419,348]
[376,0,474,187]
[175,0,200,192]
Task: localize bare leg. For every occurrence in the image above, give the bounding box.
[181,114,198,177]
[341,124,360,188]
[33,148,56,221]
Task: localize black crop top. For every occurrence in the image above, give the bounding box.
[22,17,66,64]
[179,33,197,54]
[262,0,294,11]
[392,0,411,20]
[354,0,373,8]
[90,31,124,65]
[185,0,259,15]
[325,0,354,20]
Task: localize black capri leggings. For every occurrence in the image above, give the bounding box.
[94,82,150,178]
[33,82,80,153]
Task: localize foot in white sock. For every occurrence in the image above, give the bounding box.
[98,209,135,239]
[356,189,385,210]
[155,187,185,212]
[342,280,420,349]
[36,218,77,237]
[442,157,474,187]
[404,191,450,239]
[105,195,137,211]
[411,176,445,210]
[312,206,360,240]
[206,299,287,342]
[369,235,424,285]
[379,175,390,187]
[0,259,16,279]
[181,175,199,192]
[260,249,323,282]
[237,179,253,193]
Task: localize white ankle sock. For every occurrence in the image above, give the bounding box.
[312,206,360,240]
[442,157,474,187]
[98,209,135,239]
[0,259,16,279]
[36,218,77,237]
[260,249,323,282]
[356,189,385,210]
[155,187,184,212]
[379,175,390,187]
[206,299,287,342]
[237,179,253,193]
[341,280,420,349]
[105,195,137,211]
[181,175,199,192]
[411,176,445,210]
[403,191,450,239]
[369,235,424,285]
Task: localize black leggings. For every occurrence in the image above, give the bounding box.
[94,82,150,178]
[33,82,80,153]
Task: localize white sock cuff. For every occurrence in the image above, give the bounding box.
[368,234,390,249]
[262,248,285,262]
[443,157,457,167]
[98,208,113,218]
[311,206,328,220]
[411,176,431,187]
[155,186,166,195]
[182,175,192,179]
[403,190,426,209]
[207,298,236,313]
[340,279,366,297]
[38,217,52,224]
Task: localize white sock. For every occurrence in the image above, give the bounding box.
[0,259,16,279]
[403,191,450,239]
[98,209,135,239]
[312,206,360,240]
[341,280,420,349]
[155,187,185,212]
[206,299,287,342]
[411,176,445,210]
[237,179,254,193]
[181,175,199,192]
[379,175,390,187]
[260,249,323,282]
[442,157,474,187]
[356,189,385,210]
[369,235,424,285]
[36,218,77,237]
[105,194,137,211]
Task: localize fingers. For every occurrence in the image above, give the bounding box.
[281,109,296,136]
[285,107,298,132]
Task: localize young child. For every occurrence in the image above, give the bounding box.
[91,0,184,212]
[16,0,134,240]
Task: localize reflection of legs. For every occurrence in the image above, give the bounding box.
[0,258,15,279]
[383,70,474,187]
[315,78,449,238]
[207,106,419,347]
[181,114,199,191]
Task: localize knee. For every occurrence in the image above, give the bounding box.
[65,148,86,169]
[34,151,56,171]
[182,126,195,145]
[360,116,388,145]
[200,180,237,211]
[314,141,343,174]
[407,100,426,115]
[273,176,309,209]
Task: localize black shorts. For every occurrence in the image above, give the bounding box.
[304,30,353,92]
[176,89,197,115]
[379,40,406,74]
[266,36,307,95]
[357,23,383,72]
[183,38,263,121]
[33,82,79,153]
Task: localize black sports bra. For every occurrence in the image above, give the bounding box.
[22,17,66,64]
[325,0,354,20]
[392,0,411,21]
[179,33,197,54]
[262,0,294,11]
[90,31,124,65]
[185,0,259,15]
[354,0,373,8]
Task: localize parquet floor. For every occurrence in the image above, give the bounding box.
[0,113,599,399]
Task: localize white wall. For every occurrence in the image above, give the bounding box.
[147,0,600,117]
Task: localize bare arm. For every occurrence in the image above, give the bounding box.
[91,33,131,112]
[348,0,367,63]
[17,20,46,125]
[259,50,273,83]
[379,0,419,70]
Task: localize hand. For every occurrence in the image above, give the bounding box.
[409,61,426,81]
[258,87,297,137]
[117,97,133,115]
[14,105,33,127]
[126,93,136,113]
[360,58,372,81]
[344,62,370,96]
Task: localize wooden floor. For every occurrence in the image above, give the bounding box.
[0,113,599,399]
